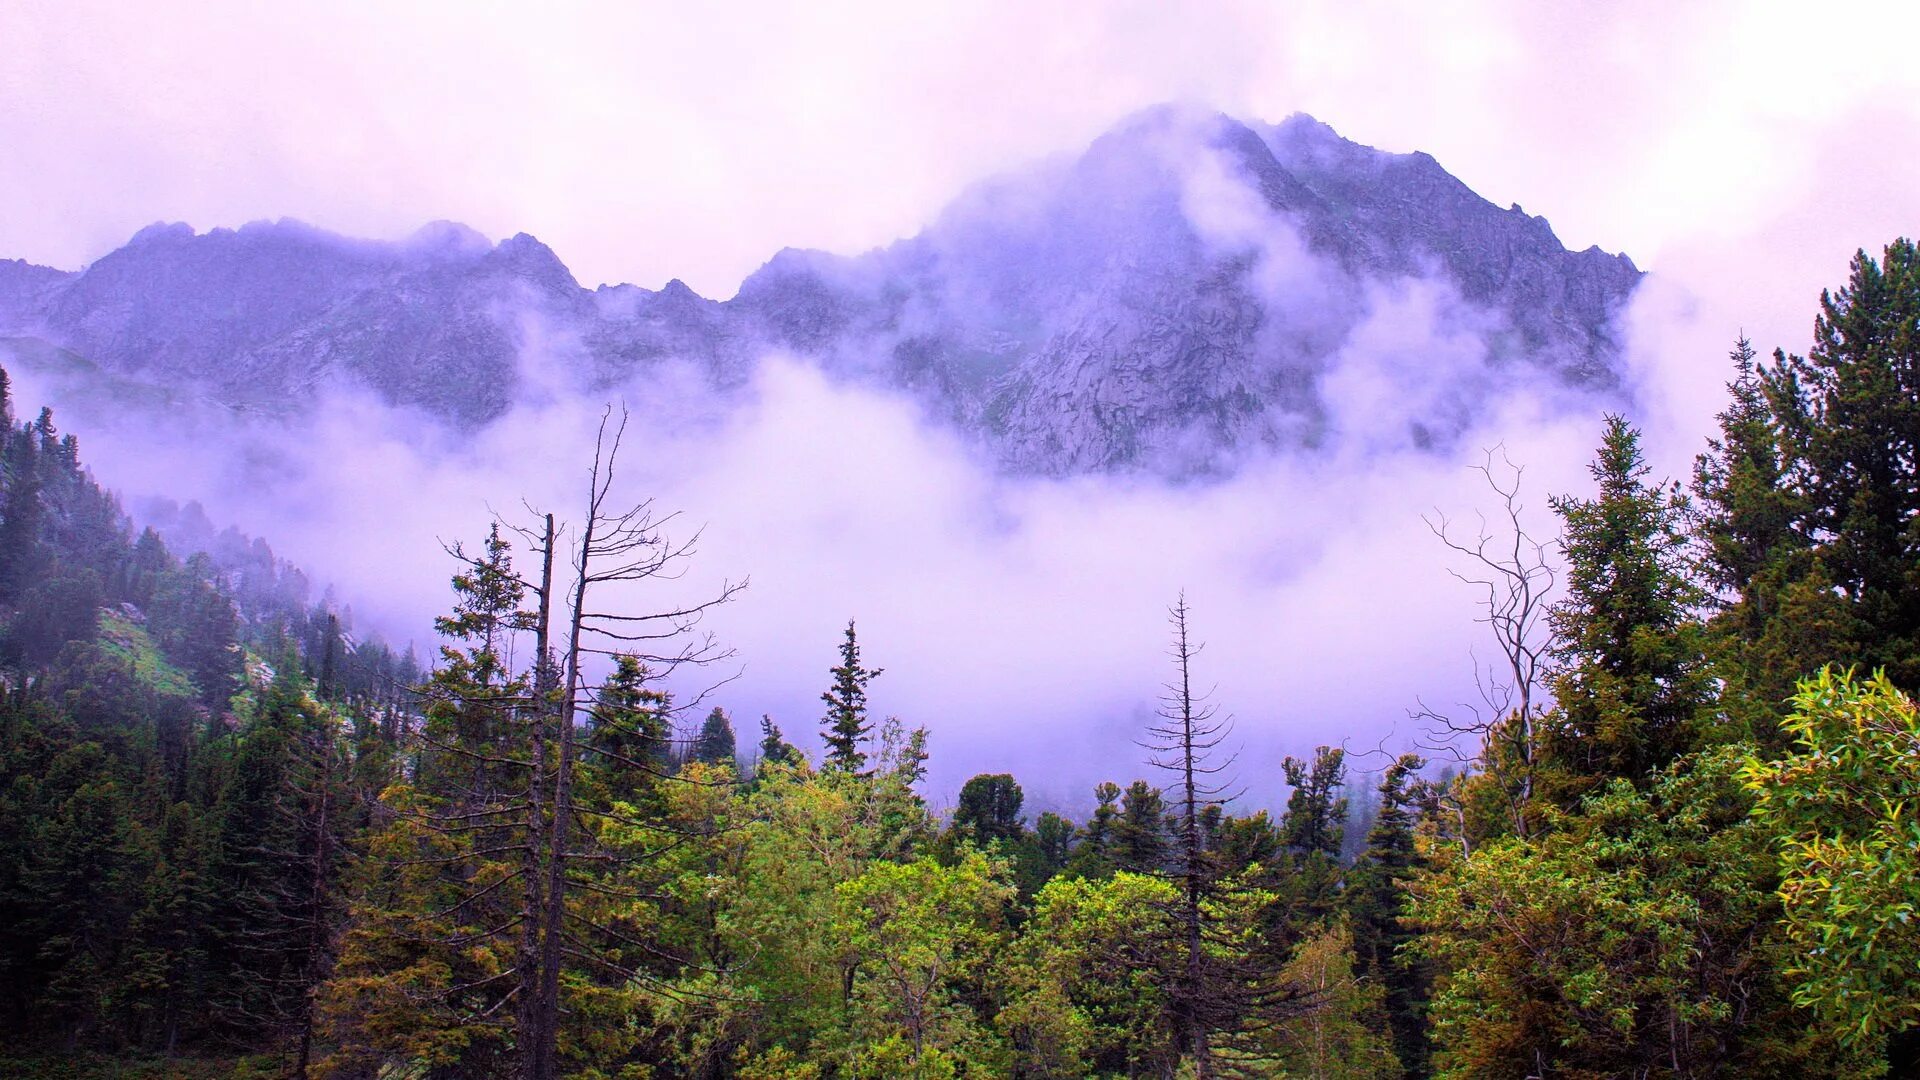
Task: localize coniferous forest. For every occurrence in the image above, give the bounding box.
[1,240,1918,1079]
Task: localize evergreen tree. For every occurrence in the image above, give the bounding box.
[819,619,881,772]
[1692,336,1832,746]
[1344,754,1430,1078]
[756,714,801,771]
[691,706,737,764]
[587,653,672,807]
[1764,237,1920,688]
[1272,746,1349,940]
[1111,780,1169,873]
[1063,781,1123,880]
[1033,811,1075,876]
[1545,416,1714,798]
[952,772,1026,848]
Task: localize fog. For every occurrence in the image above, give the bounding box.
[9,4,1919,810]
[4,118,1662,811]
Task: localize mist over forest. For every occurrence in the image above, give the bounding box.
[3,106,1676,807]
[3,4,1918,1078]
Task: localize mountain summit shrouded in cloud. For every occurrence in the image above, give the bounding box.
[0,106,1639,477]
[0,104,1655,802]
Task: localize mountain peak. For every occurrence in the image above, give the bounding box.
[491,232,577,289]
[406,220,492,258]
[0,105,1644,474]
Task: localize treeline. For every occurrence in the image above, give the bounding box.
[0,368,418,1069]
[0,240,1917,1078]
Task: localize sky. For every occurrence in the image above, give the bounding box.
[4,1,1917,306]
[4,0,1919,806]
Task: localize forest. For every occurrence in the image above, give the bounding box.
[0,238,1917,1079]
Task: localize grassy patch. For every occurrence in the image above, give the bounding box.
[95,608,198,699]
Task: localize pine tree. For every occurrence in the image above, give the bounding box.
[1112,780,1170,873]
[1344,754,1430,1077]
[1273,746,1349,940]
[953,773,1026,848]
[1063,781,1123,879]
[819,619,881,773]
[1546,416,1714,798]
[1764,237,1920,688]
[691,706,737,764]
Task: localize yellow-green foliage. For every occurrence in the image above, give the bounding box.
[996,871,1182,1078]
[94,609,196,699]
[1411,748,1855,1078]
[832,852,1013,1073]
[1258,923,1399,1079]
[1742,669,1920,1047]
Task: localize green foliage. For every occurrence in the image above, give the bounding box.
[8,227,1920,1079]
[1261,923,1400,1079]
[92,609,197,698]
[1766,239,1920,688]
[953,773,1025,848]
[820,620,882,773]
[693,705,739,764]
[1741,668,1920,1048]
[832,852,1014,1071]
[1413,748,1857,1078]
[1547,415,1715,799]
[998,871,1183,1077]
[1345,754,1431,1076]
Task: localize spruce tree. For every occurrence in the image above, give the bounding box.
[1764,237,1920,688]
[691,706,737,764]
[819,619,881,772]
[1344,754,1430,1077]
[1546,416,1714,797]
[1692,336,1833,745]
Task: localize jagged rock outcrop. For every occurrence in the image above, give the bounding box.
[0,105,1640,475]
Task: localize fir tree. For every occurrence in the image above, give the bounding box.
[819,619,881,773]
[1546,416,1714,798]
[691,706,737,764]
[1344,754,1430,1077]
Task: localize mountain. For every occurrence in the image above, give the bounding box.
[0,106,1640,475]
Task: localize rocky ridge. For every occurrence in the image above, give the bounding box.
[0,106,1641,475]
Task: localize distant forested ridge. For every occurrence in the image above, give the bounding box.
[1,239,1918,1077]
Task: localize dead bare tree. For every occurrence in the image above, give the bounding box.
[1140,594,1318,1078]
[365,407,746,1080]
[521,407,746,1080]
[1415,447,1558,842]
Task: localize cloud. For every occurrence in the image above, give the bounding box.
[4,1,1915,304]
[7,0,1915,816]
[8,310,1611,820]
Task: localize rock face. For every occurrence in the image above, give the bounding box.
[0,106,1640,475]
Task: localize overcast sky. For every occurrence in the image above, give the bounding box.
[4,1,1917,312]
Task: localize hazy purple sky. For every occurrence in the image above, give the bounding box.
[4,1,1916,315]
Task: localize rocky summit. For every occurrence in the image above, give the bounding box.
[0,106,1641,475]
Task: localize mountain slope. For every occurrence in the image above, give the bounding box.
[0,106,1641,475]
